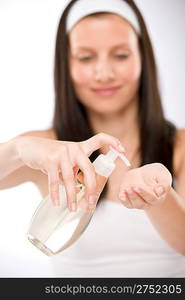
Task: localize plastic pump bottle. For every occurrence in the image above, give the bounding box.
[27,147,131,256]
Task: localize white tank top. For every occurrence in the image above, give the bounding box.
[51,199,185,277]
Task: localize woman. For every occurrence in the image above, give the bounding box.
[1,0,185,277]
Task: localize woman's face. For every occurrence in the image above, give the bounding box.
[69,13,142,115]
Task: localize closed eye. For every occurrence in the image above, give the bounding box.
[115,54,129,60]
[78,56,93,62]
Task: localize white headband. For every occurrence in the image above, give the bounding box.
[66,0,140,35]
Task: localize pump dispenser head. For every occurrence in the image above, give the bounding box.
[106,146,131,167]
[93,146,131,178]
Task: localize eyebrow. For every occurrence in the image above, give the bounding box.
[74,43,130,51]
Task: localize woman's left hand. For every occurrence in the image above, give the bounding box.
[118,163,172,210]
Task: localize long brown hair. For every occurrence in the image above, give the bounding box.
[53,0,176,197]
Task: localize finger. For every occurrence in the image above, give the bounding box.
[125,187,149,209]
[119,190,133,209]
[75,150,97,206]
[133,187,157,204]
[80,132,125,157]
[59,148,77,212]
[73,165,80,177]
[153,185,167,200]
[47,168,60,206]
[154,163,172,188]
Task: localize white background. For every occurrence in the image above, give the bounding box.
[0,0,185,277]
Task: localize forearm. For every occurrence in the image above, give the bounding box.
[0,137,24,180]
[145,188,185,255]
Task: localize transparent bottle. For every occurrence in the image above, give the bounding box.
[27,147,131,256]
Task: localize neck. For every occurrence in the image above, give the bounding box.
[87,99,140,155]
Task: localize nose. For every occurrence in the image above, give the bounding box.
[94,59,115,83]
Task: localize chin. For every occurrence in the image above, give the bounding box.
[88,104,124,115]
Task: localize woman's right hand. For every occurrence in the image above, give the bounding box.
[15,133,125,210]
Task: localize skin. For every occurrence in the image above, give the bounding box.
[0,132,125,211]
[68,14,166,204]
[69,14,141,117]
[0,13,185,254]
[68,14,185,254]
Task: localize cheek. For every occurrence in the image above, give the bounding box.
[118,56,141,83]
[70,63,93,87]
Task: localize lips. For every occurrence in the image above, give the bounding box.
[92,86,121,96]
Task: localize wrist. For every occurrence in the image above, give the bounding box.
[144,186,173,213]
[9,136,25,168]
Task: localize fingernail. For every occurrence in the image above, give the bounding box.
[157,195,165,201]
[52,197,60,206]
[126,188,133,195]
[155,186,164,197]
[119,193,127,202]
[51,190,60,206]
[118,143,125,152]
[88,195,97,205]
[71,202,77,212]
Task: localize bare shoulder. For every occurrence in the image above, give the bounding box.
[19,128,57,140]
[174,128,185,176]
[174,128,185,152]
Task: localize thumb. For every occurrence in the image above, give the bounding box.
[79,132,125,157]
[156,164,172,188]
[153,165,172,197]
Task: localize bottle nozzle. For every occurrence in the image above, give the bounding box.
[106,146,131,167]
